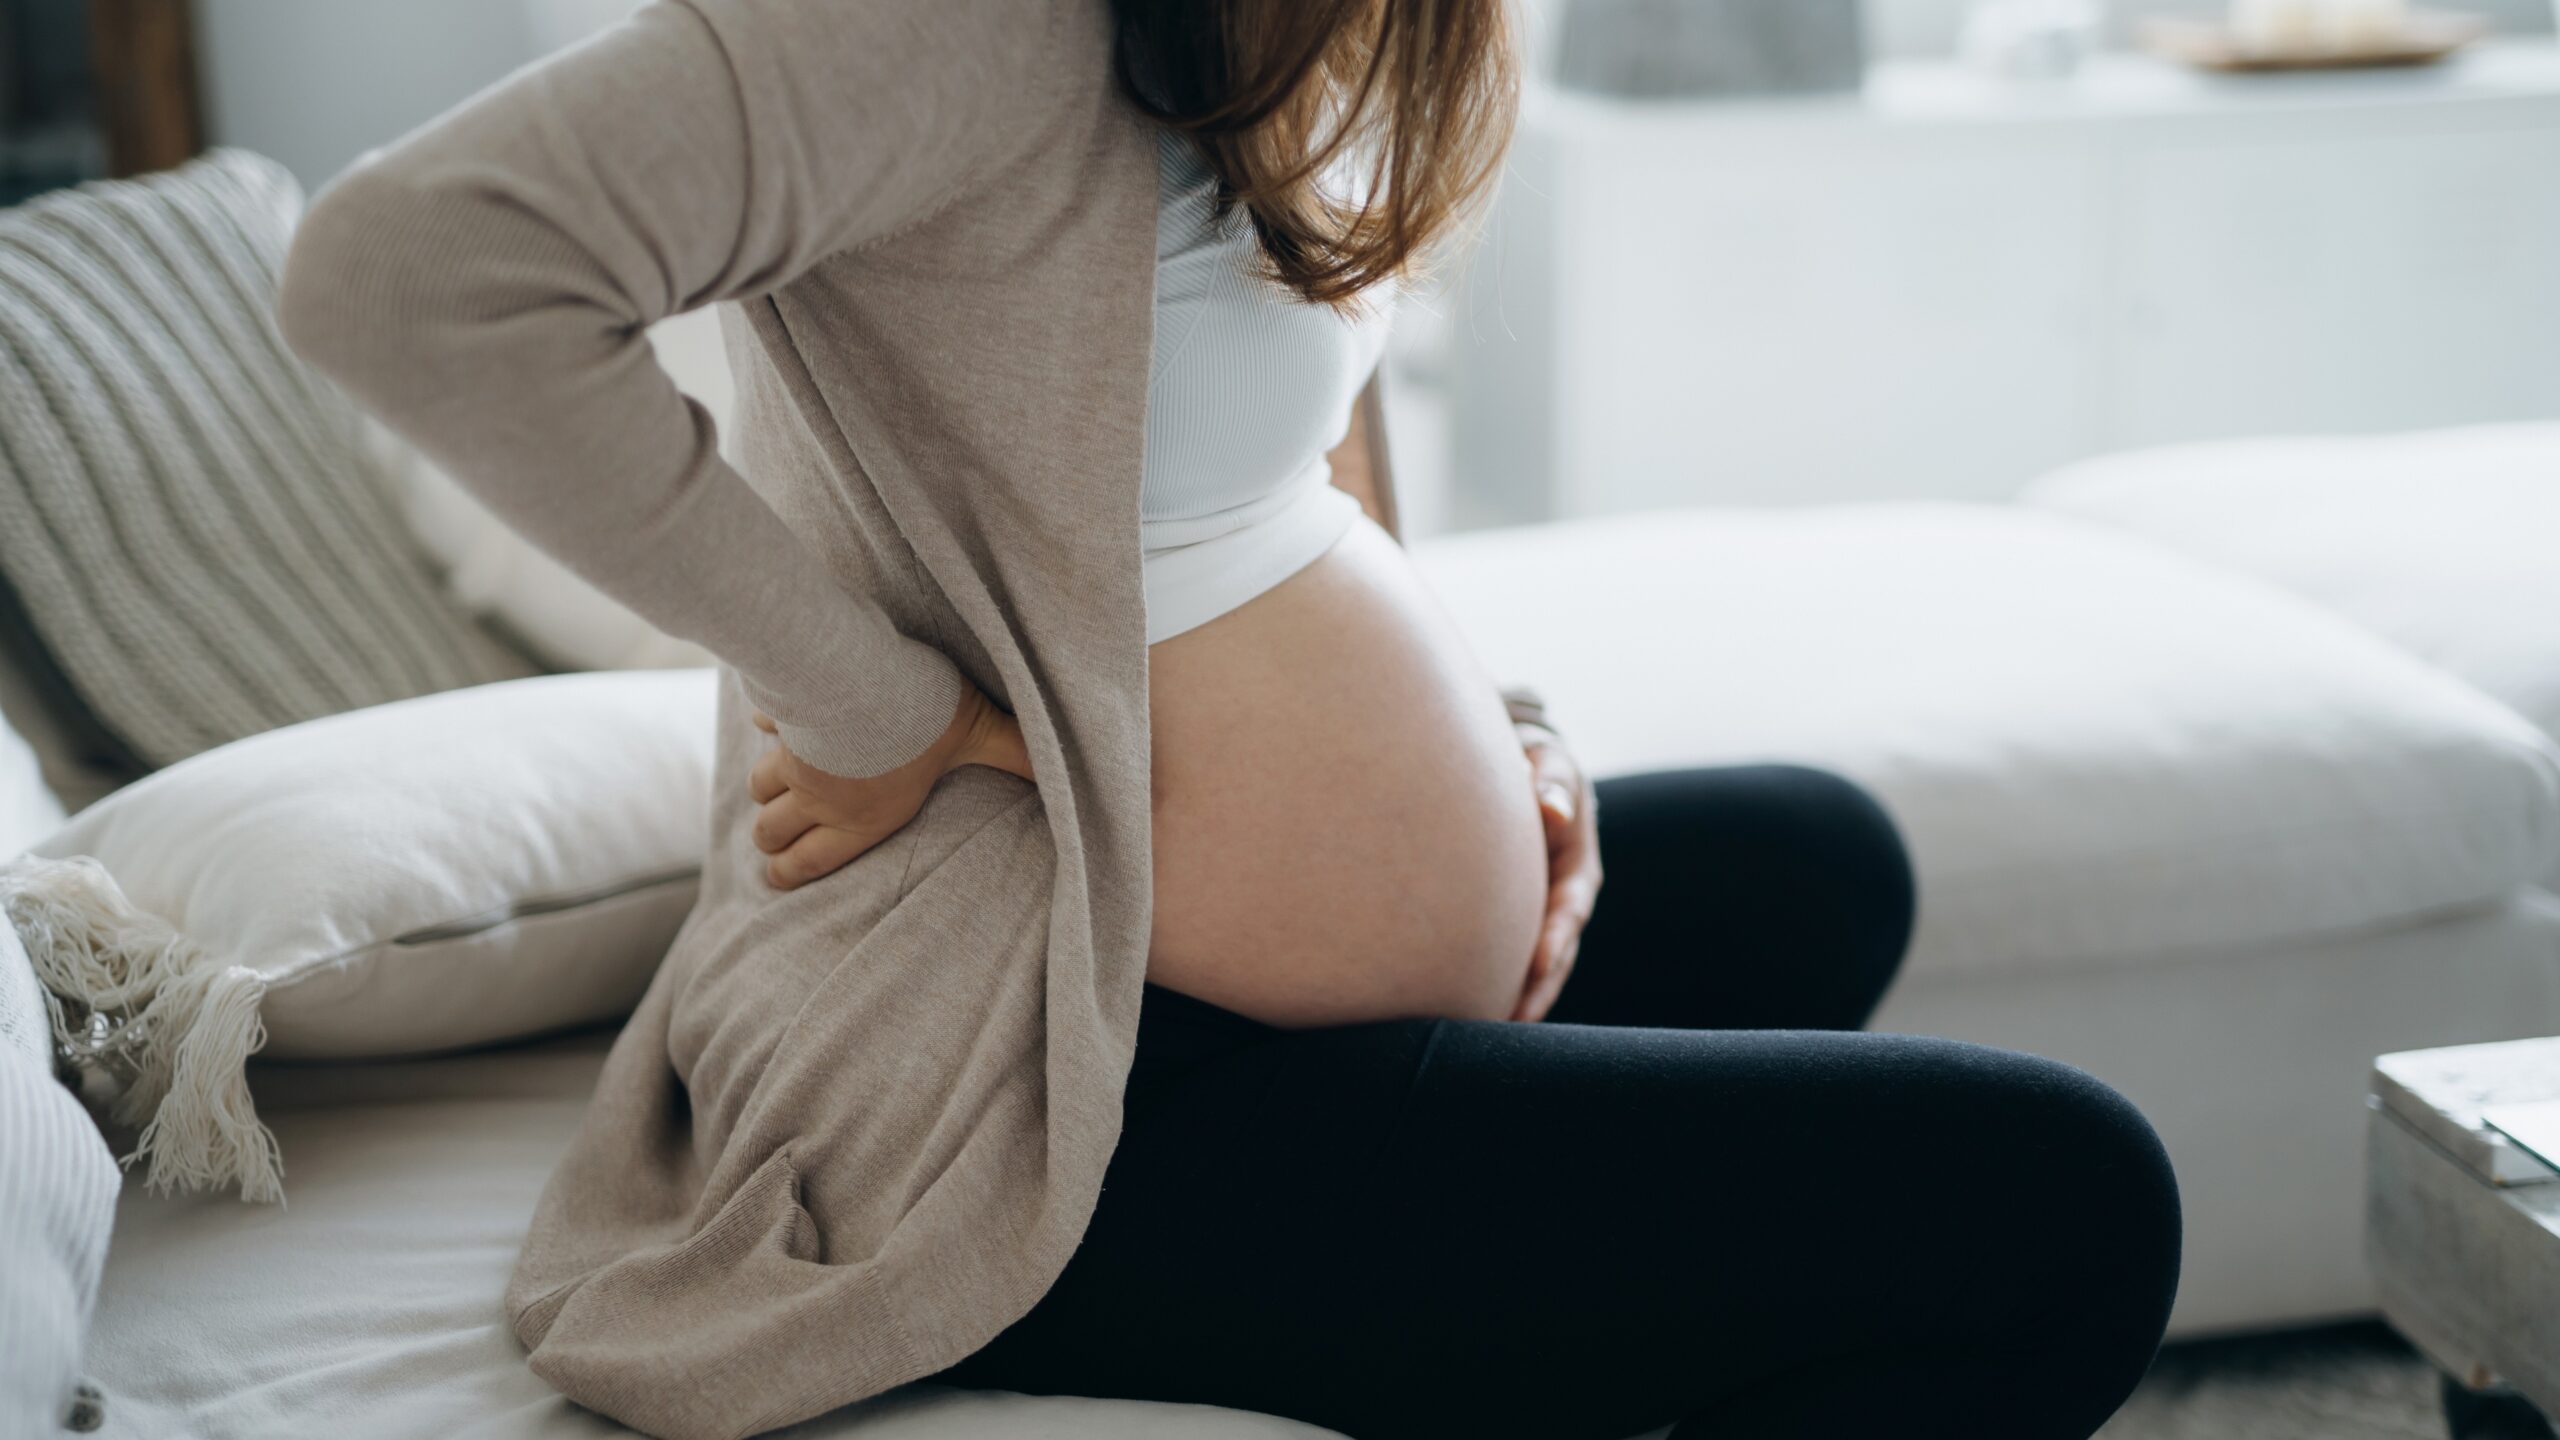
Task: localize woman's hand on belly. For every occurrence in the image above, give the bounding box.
[1512,733,1604,1023]
[746,687,1032,890]
[1145,517,1552,1028]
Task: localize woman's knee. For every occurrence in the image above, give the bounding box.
[1754,764,1916,973]
[1599,764,1914,940]
[1669,764,1916,1006]
[1871,1040,2181,1434]
[1957,1045,2184,1337]
[2034,1054,2176,1218]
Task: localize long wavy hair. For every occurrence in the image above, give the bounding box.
[1111,0,1520,309]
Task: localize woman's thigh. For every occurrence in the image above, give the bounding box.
[1553,764,1918,1032]
[939,990,2180,1440]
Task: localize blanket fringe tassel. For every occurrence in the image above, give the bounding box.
[0,855,283,1204]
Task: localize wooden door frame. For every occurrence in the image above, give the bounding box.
[87,0,201,177]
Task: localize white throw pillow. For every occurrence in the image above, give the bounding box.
[376,308,731,673]
[0,669,717,1202]
[0,922,117,1438]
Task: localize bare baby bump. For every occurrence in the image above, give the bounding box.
[1145,515,1550,1028]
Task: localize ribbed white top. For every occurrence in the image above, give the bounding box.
[1141,131,1393,643]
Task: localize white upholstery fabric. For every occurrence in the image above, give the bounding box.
[87,1032,1345,1440]
[2022,423,2560,743]
[0,923,118,1437]
[1412,503,2560,981]
[0,706,62,856]
[2021,422,2560,888]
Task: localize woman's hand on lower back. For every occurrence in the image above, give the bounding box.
[748,687,1034,891]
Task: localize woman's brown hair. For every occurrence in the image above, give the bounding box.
[1112,0,1520,309]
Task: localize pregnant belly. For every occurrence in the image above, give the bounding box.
[1145,512,1549,1027]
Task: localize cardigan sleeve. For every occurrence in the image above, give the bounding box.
[278,0,1054,778]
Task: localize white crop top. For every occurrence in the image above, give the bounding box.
[1141,130,1394,645]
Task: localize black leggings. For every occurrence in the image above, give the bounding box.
[938,765,2182,1439]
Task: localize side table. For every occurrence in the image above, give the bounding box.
[2370,1037,2560,1438]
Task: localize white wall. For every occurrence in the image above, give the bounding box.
[525,0,645,54]
[198,0,655,193]
[196,0,548,191]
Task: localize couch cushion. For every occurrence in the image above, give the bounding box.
[2022,422,2560,762]
[1412,502,2560,983]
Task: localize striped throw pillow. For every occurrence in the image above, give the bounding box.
[0,149,535,770]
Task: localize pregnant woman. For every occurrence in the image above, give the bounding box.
[280,0,2181,1436]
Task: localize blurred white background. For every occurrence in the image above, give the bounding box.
[194,0,2560,537]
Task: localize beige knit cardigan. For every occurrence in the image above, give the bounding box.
[282,2,1167,1436]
